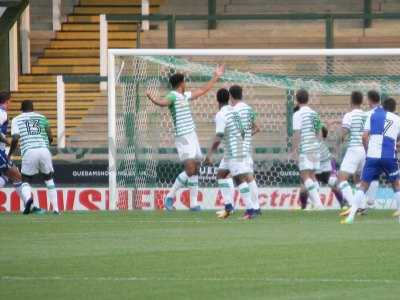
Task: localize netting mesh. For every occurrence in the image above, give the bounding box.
[112,54,400,208]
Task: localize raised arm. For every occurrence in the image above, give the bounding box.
[190,65,224,101]
[146,91,173,107]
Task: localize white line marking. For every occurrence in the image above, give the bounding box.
[1,275,398,284]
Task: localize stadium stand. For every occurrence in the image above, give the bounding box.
[7,0,400,151]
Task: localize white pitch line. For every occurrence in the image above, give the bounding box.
[1,275,398,284]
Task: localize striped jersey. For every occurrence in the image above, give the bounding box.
[166,91,195,137]
[342,108,367,148]
[11,112,50,156]
[364,106,400,159]
[293,106,321,154]
[0,108,8,151]
[320,140,331,162]
[215,101,256,159]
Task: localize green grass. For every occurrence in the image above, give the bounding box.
[1,210,400,300]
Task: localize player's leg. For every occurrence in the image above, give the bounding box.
[247,158,260,215]
[341,158,378,224]
[229,159,254,219]
[185,159,201,211]
[216,167,234,218]
[366,180,379,207]
[298,185,309,209]
[38,148,60,214]
[338,148,360,206]
[381,158,400,217]
[299,153,323,209]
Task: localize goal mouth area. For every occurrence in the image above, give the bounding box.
[107,48,400,210]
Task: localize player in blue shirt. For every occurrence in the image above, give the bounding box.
[341,93,400,224]
[0,92,43,214]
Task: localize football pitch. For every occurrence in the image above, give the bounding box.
[1,210,400,300]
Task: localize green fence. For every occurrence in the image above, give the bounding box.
[107,12,400,49]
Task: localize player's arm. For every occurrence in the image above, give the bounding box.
[46,124,54,145]
[362,114,371,151]
[250,109,260,136]
[341,113,351,143]
[0,133,8,146]
[204,133,223,165]
[146,91,172,107]
[291,112,301,157]
[8,134,19,159]
[190,65,224,101]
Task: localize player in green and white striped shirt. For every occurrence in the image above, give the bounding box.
[338,91,378,214]
[292,89,324,209]
[146,65,224,211]
[205,85,260,219]
[9,100,59,214]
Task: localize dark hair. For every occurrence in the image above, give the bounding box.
[21,100,34,112]
[0,91,10,104]
[229,85,242,100]
[351,91,363,106]
[296,89,309,104]
[321,126,328,138]
[169,73,185,89]
[293,105,300,113]
[216,88,229,105]
[383,97,396,113]
[367,90,380,104]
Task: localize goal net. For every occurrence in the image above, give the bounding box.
[108,49,400,210]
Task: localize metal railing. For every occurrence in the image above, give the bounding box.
[106,12,400,49]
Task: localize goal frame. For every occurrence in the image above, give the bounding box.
[107,48,400,210]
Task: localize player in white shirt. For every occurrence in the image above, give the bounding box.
[146,66,224,211]
[339,91,380,217]
[205,85,260,219]
[342,96,400,224]
[0,92,42,214]
[9,100,59,215]
[292,89,324,209]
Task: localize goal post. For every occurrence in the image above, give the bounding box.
[108,48,400,210]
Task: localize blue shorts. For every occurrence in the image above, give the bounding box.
[0,150,12,173]
[361,157,399,183]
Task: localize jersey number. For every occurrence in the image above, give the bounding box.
[25,120,41,135]
[384,119,393,135]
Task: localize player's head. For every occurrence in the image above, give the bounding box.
[169,73,185,91]
[0,91,11,109]
[296,89,309,105]
[229,85,242,101]
[383,97,396,113]
[351,91,363,107]
[216,88,229,107]
[321,126,328,139]
[367,90,380,107]
[20,100,34,112]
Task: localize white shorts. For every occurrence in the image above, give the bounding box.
[21,148,54,176]
[218,157,229,171]
[175,131,202,162]
[316,160,332,174]
[228,156,254,177]
[299,152,320,172]
[340,146,366,174]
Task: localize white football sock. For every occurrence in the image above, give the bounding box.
[45,179,59,213]
[249,180,260,210]
[304,178,323,208]
[339,181,354,206]
[238,182,252,210]
[167,171,188,198]
[218,178,234,206]
[187,175,199,208]
[394,190,400,210]
[348,189,366,220]
[366,180,379,206]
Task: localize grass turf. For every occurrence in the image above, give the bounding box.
[0,210,399,300]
